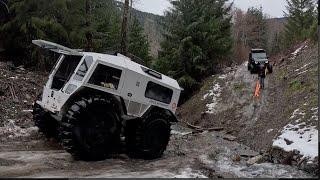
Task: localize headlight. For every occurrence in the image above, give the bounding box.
[255,61,258,64]
[266,61,269,63]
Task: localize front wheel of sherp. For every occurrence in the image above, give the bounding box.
[59,96,121,161]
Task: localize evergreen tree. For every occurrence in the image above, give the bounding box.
[284,0,316,44]
[0,0,70,68]
[0,0,123,68]
[90,0,121,52]
[155,0,233,97]
[128,18,152,67]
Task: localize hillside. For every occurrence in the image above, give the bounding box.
[266,17,287,51]
[177,40,318,174]
[131,9,164,58]
[116,1,164,58]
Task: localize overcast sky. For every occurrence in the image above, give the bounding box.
[132,0,288,18]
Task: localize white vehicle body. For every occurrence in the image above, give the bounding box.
[33,40,182,118]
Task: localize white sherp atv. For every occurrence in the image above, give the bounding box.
[32,40,182,160]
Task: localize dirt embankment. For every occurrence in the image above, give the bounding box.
[178,41,318,174]
[0,61,48,142]
[0,62,47,126]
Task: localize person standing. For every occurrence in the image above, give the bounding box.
[258,63,267,89]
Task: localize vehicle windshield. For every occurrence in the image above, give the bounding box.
[252,53,267,59]
[51,55,82,90]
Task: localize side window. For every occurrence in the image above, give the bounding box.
[145,81,173,104]
[88,64,122,90]
[74,56,93,81]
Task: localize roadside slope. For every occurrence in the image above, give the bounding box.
[178,41,318,173]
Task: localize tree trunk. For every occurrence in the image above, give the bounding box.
[85,0,93,51]
[120,0,130,55]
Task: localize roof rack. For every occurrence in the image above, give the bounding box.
[141,66,162,79]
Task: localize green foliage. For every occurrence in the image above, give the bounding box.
[290,80,303,90]
[284,0,317,45]
[0,0,152,70]
[128,18,152,67]
[155,0,233,98]
[0,0,70,68]
[309,17,318,42]
[233,83,245,91]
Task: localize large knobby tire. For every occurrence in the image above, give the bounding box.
[247,62,252,71]
[125,112,171,160]
[59,96,121,161]
[33,95,59,138]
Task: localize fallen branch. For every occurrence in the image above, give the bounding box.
[9,84,14,99]
[207,127,224,131]
[297,157,307,167]
[186,122,202,130]
[183,121,224,132]
[9,83,18,100]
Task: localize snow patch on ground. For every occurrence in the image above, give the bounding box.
[22,109,33,112]
[297,70,309,75]
[272,124,318,160]
[0,120,38,139]
[9,76,18,79]
[290,108,305,119]
[173,168,207,178]
[267,129,274,133]
[295,62,312,72]
[171,130,192,136]
[273,108,318,160]
[290,44,306,60]
[202,83,222,114]
[218,74,227,79]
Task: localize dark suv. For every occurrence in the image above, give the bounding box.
[248,49,272,74]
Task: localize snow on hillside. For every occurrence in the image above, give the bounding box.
[273,107,318,161]
[290,43,308,60]
[202,82,222,114]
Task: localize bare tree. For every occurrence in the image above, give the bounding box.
[85,0,93,51]
[120,0,130,55]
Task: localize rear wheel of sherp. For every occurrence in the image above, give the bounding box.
[125,112,171,160]
[59,96,121,161]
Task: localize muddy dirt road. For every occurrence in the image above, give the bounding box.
[0,123,313,178]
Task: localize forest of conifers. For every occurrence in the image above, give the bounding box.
[0,0,318,99]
